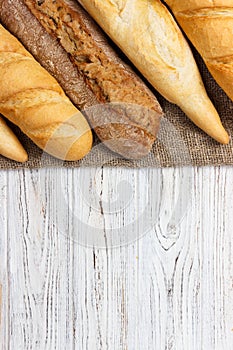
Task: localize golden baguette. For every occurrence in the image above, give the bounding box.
[0,116,28,162]
[78,0,229,144]
[165,0,233,103]
[0,24,92,161]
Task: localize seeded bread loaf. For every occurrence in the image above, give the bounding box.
[0,0,163,159]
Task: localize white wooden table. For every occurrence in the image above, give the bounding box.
[0,166,232,349]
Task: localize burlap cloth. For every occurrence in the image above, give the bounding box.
[1,50,233,170]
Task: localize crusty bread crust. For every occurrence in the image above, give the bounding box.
[0,116,28,162]
[0,24,92,161]
[18,0,162,158]
[78,0,229,144]
[165,0,233,103]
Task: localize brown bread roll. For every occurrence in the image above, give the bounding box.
[0,0,163,159]
[0,24,92,161]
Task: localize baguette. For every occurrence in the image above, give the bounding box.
[164,0,233,103]
[0,116,28,162]
[77,0,229,144]
[0,24,92,161]
[2,0,163,159]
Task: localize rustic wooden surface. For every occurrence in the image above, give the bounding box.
[0,166,232,349]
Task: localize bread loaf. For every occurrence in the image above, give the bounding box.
[0,24,92,161]
[1,0,163,159]
[0,116,28,162]
[165,0,233,103]
[77,0,229,144]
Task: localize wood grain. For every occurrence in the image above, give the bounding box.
[0,167,232,349]
[0,284,2,333]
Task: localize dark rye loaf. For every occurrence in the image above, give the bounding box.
[0,0,162,159]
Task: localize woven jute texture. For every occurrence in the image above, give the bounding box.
[1,51,233,170]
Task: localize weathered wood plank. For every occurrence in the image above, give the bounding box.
[0,171,8,349]
[0,167,232,349]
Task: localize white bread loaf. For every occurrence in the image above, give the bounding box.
[165,0,233,103]
[0,116,28,162]
[0,24,92,161]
